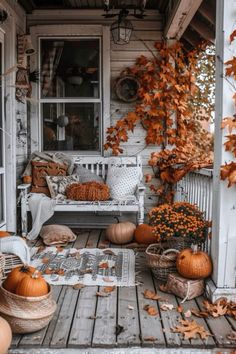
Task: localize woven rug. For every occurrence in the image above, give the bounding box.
[30,247,135,287]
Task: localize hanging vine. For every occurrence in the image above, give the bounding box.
[105,41,214,203]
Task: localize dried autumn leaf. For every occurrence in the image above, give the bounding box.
[230,30,236,43]
[44,268,53,275]
[143,304,158,316]
[143,289,162,300]
[203,299,228,317]
[96,291,110,297]
[103,286,115,293]
[177,305,183,313]
[172,319,211,340]
[73,283,85,290]
[191,308,209,318]
[226,331,236,341]
[102,277,114,283]
[143,336,157,342]
[160,303,174,311]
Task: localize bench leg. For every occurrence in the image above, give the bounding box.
[21,190,28,237]
[138,193,145,224]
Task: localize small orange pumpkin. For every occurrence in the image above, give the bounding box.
[3,265,37,293]
[106,218,136,244]
[22,175,32,184]
[15,270,49,297]
[176,246,212,279]
[0,316,12,354]
[134,224,156,244]
[0,231,11,238]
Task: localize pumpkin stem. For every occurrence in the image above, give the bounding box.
[113,216,120,224]
[192,244,198,253]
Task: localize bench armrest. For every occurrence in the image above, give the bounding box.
[136,183,146,195]
[18,183,31,191]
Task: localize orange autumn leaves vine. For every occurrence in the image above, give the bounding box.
[220,30,236,186]
[105,41,214,203]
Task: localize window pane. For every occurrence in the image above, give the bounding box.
[40,39,100,98]
[0,42,2,167]
[0,175,4,224]
[42,103,100,151]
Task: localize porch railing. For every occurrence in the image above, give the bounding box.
[175,168,213,250]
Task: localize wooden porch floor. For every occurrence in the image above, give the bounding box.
[10,229,236,351]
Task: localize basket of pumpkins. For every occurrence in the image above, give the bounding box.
[0,265,57,333]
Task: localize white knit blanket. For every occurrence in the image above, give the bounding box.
[0,236,31,264]
[27,193,56,240]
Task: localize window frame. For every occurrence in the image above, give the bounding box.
[30,24,110,156]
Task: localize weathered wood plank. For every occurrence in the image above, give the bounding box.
[68,286,98,348]
[175,297,215,348]
[86,229,101,248]
[195,296,235,348]
[97,229,110,249]
[92,286,117,347]
[73,230,90,249]
[226,315,236,331]
[117,286,140,347]
[136,254,166,347]
[42,286,67,348]
[153,278,182,347]
[18,286,62,348]
[50,287,78,348]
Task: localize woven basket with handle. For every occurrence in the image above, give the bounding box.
[145,244,179,281]
[0,253,23,281]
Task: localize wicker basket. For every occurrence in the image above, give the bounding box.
[166,237,195,251]
[0,285,57,333]
[145,244,179,281]
[0,253,23,281]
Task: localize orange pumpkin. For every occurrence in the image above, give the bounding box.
[0,231,11,238]
[106,219,136,244]
[176,246,212,279]
[134,224,156,244]
[15,270,49,297]
[0,316,12,354]
[22,175,32,184]
[3,265,37,293]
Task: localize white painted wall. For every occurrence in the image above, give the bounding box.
[0,0,26,232]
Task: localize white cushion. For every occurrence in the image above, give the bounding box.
[46,174,80,200]
[106,165,142,200]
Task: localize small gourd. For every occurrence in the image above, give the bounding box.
[15,270,49,297]
[176,245,213,279]
[0,231,11,238]
[0,316,12,354]
[134,224,156,244]
[106,218,136,244]
[3,265,37,294]
[22,175,32,184]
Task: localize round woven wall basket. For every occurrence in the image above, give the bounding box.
[0,285,57,333]
[166,237,199,251]
[146,244,179,282]
[115,75,141,102]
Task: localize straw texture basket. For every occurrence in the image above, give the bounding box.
[0,253,23,281]
[0,285,57,333]
[166,237,194,251]
[146,244,179,281]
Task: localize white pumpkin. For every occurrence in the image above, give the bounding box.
[0,316,12,354]
[106,220,136,244]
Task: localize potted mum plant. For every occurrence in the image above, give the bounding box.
[148,202,208,250]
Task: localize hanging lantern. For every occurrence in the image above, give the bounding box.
[111,10,133,45]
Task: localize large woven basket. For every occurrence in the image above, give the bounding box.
[0,285,57,333]
[0,253,23,281]
[166,237,194,251]
[146,244,179,281]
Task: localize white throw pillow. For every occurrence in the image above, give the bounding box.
[106,165,142,200]
[46,174,80,200]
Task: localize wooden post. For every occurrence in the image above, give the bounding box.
[205,0,236,302]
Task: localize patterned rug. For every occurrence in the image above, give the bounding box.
[30,247,135,287]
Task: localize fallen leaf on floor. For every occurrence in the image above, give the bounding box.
[143,336,157,341]
[159,283,171,293]
[128,305,134,310]
[103,249,115,255]
[191,308,209,318]
[88,315,97,320]
[96,291,110,297]
[99,261,109,269]
[102,277,114,283]
[103,286,115,293]
[143,304,158,316]
[115,324,125,336]
[184,309,192,318]
[44,268,53,275]
[203,299,228,317]
[73,283,85,290]
[172,319,211,340]
[42,257,50,264]
[177,305,183,313]
[143,289,163,300]
[226,331,236,341]
[160,303,174,311]
[86,241,93,247]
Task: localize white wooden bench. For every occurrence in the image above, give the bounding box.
[18,155,146,236]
